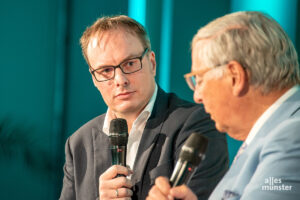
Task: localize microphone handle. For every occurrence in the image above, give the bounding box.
[170,160,198,187]
[111,145,127,166]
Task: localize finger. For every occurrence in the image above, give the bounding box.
[155,176,171,195]
[170,185,197,200]
[126,165,133,174]
[113,176,133,188]
[100,165,132,180]
[147,185,170,200]
[115,188,133,198]
[100,176,133,190]
[146,196,155,200]
[101,188,133,199]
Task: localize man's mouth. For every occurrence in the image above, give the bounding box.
[115,91,135,99]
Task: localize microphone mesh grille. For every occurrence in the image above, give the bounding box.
[109,118,128,146]
[179,133,208,165]
[109,118,128,133]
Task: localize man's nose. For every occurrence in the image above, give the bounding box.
[193,88,203,104]
[114,68,129,86]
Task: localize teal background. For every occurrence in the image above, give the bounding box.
[0,0,299,199]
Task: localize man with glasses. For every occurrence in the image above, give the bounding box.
[59,15,228,200]
[147,11,300,200]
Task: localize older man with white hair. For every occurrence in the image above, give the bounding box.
[147,11,300,200]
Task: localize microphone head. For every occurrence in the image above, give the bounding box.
[109,118,128,146]
[179,133,208,166]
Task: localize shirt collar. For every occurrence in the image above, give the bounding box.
[102,84,158,135]
[245,85,300,145]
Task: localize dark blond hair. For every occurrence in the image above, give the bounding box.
[80,15,151,64]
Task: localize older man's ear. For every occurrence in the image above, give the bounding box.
[227,60,249,97]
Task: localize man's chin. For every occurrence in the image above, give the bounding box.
[215,123,229,134]
[224,128,247,141]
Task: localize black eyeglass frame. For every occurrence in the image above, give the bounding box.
[90,48,149,82]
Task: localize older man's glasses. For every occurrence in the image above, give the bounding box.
[184,64,227,91]
[90,48,149,82]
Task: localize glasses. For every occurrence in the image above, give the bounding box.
[184,64,227,91]
[90,48,149,82]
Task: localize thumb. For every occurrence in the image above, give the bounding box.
[170,185,197,200]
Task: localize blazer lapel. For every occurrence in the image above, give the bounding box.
[93,116,112,188]
[131,87,169,185]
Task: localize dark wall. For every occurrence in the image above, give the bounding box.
[0,0,128,199]
[0,1,59,199]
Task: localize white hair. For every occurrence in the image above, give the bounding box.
[192,11,300,94]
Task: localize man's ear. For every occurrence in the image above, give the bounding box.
[227,60,249,96]
[149,51,156,76]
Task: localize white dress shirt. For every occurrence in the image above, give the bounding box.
[102,84,158,171]
[245,85,300,146]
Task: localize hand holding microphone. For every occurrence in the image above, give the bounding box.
[99,118,133,200]
[147,132,208,200]
[170,132,208,186]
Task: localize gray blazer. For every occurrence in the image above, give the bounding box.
[60,87,229,200]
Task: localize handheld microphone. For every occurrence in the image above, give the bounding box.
[109,118,128,166]
[170,133,208,187]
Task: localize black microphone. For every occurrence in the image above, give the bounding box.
[170,133,208,187]
[109,118,128,166]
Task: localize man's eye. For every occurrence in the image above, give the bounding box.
[195,77,203,85]
[127,61,135,66]
[123,59,138,67]
[98,67,114,74]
